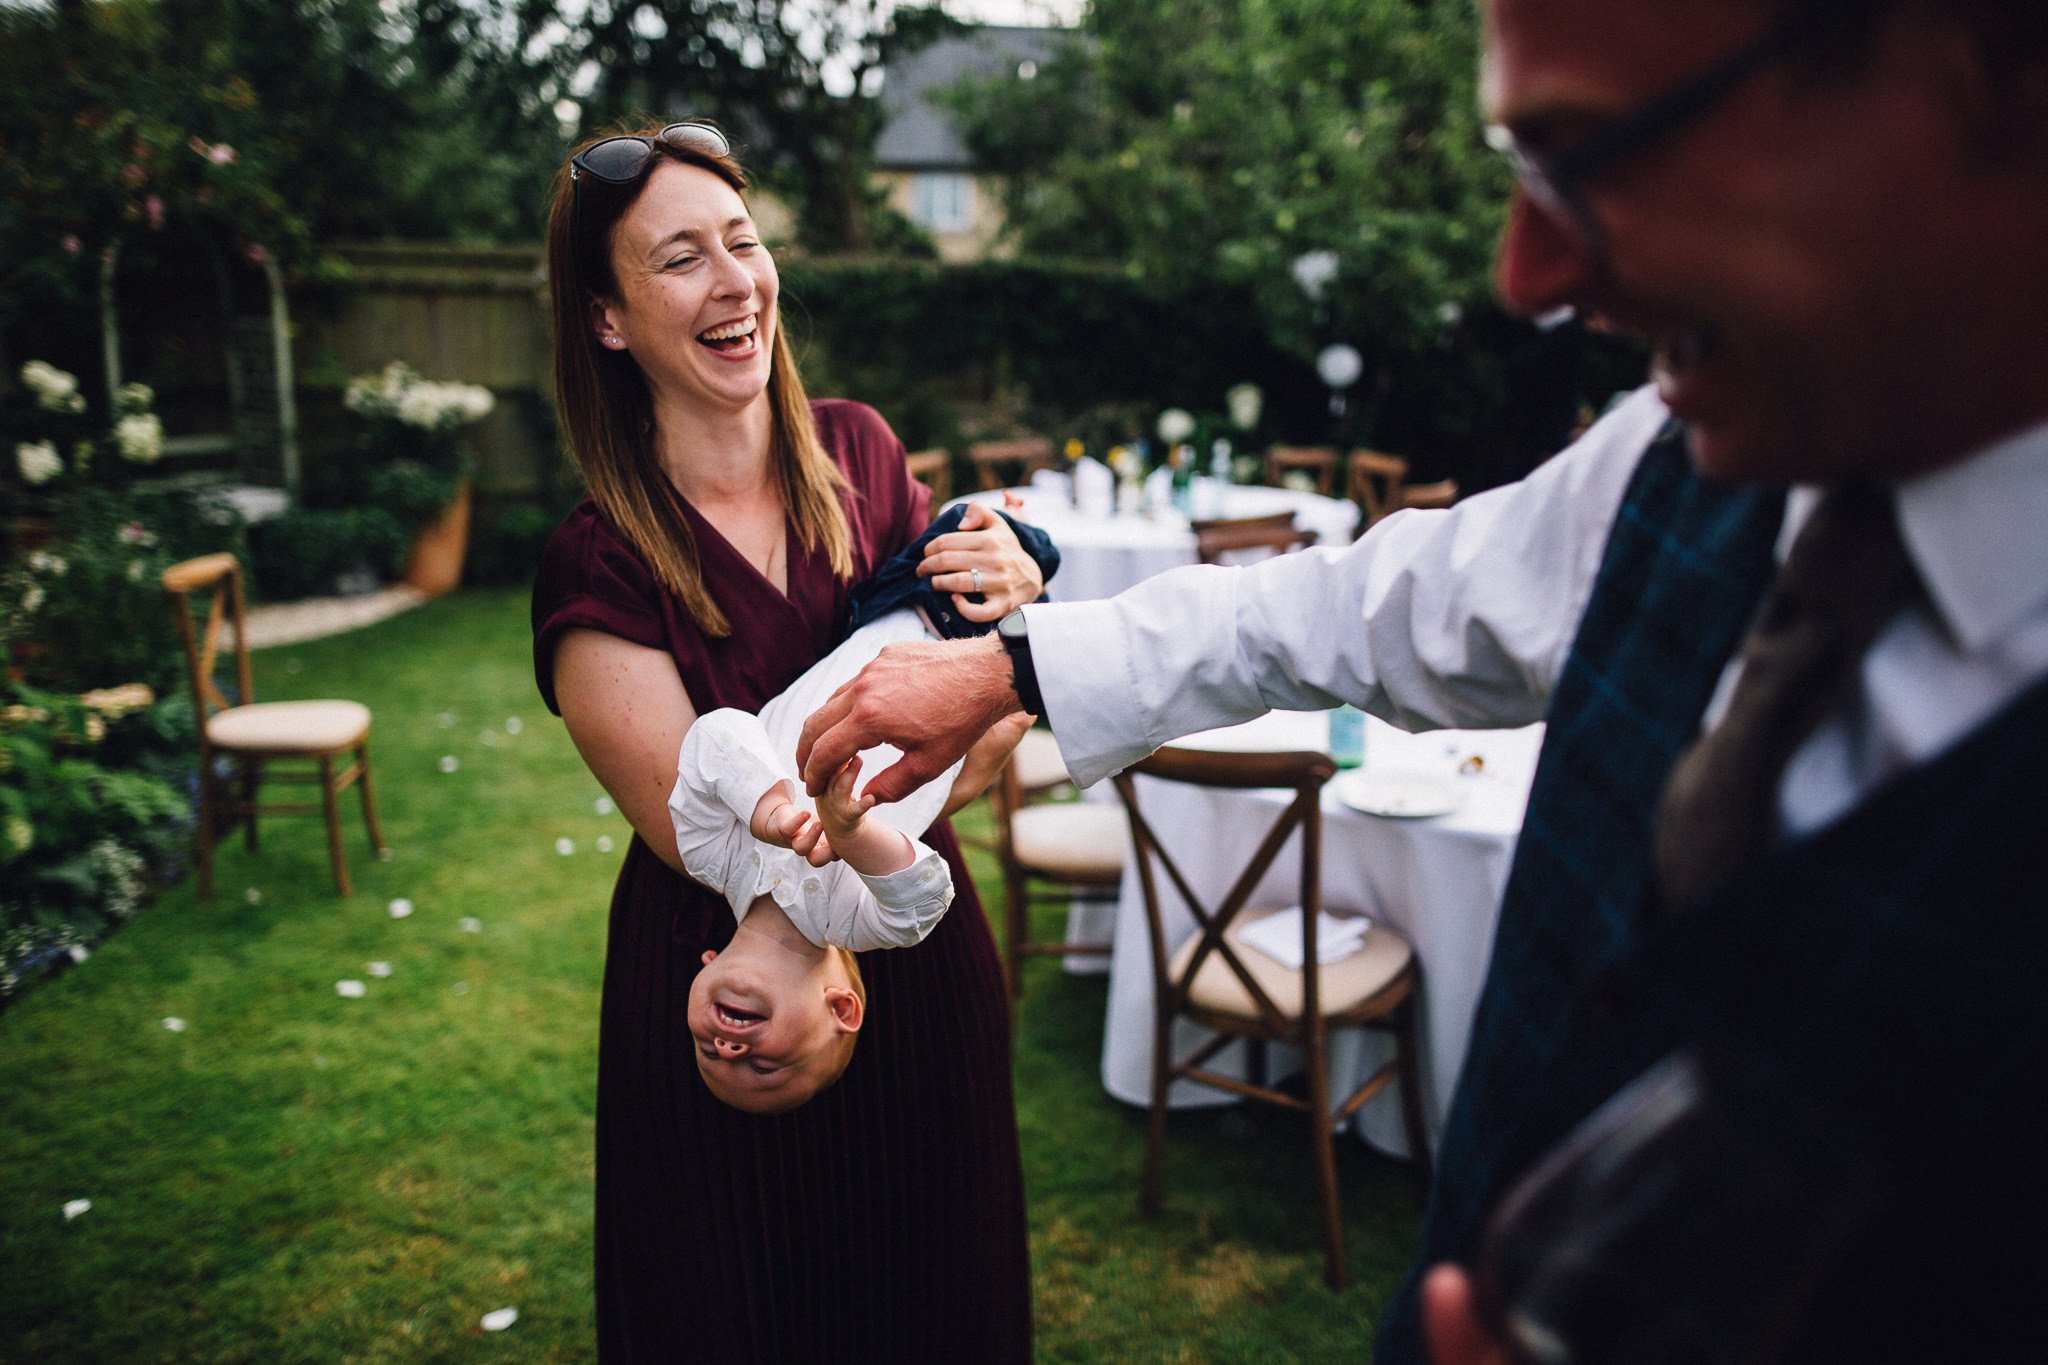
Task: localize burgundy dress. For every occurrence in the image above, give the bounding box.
[532,400,1031,1362]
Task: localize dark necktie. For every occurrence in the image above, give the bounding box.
[1654,483,1917,909]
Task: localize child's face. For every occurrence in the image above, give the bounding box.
[687,939,861,1113]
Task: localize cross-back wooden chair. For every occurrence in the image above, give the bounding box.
[1346,449,1412,527]
[162,554,387,897]
[1190,511,1318,566]
[967,436,1056,492]
[992,726,1123,1002]
[1263,445,1341,497]
[1113,744,1428,1290]
[905,447,954,506]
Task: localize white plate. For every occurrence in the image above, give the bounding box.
[1332,769,1462,819]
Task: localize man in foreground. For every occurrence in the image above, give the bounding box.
[801,1,2048,1358]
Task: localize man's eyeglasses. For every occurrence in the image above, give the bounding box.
[569,121,732,254]
[570,121,732,185]
[1485,9,1830,250]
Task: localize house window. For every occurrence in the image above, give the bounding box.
[912,173,972,233]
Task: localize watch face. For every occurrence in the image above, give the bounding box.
[998,611,1027,642]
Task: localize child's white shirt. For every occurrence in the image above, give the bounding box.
[669,611,963,951]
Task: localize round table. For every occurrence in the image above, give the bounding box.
[1097,709,1545,1156]
[962,480,1360,602]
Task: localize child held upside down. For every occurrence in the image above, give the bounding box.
[670,503,1059,1114]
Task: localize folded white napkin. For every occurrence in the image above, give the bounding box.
[1234,907,1372,969]
[1029,467,1071,498]
[1071,456,1114,513]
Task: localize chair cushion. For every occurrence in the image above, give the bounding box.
[1170,906,1413,1019]
[1011,727,1071,793]
[207,700,371,753]
[1012,801,1127,880]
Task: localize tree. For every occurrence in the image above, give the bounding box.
[561,0,962,253]
[946,0,1510,444]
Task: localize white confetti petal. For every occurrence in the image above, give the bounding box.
[388,898,414,919]
[436,711,457,728]
[479,730,499,746]
[503,716,524,734]
[555,837,575,856]
[595,835,614,853]
[162,1017,186,1032]
[593,796,615,816]
[459,917,482,934]
[452,980,469,995]
[335,979,367,998]
[63,1199,91,1221]
[67,944,89,963]
[438,755,460,774]
[245,887,263,905]
[367,961,392,978]
[481,1307,518,1331]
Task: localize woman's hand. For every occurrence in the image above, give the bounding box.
[917,496,1043,623]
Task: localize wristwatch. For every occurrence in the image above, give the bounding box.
[996,610,1047,719]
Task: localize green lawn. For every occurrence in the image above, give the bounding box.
[0,588,1422,1362]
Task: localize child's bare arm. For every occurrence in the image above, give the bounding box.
[815,757,914,876]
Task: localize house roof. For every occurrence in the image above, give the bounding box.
[875,24,1074,171]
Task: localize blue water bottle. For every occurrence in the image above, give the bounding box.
[1327,704,1365,769]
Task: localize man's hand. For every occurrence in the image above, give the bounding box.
[798,634,1021,803]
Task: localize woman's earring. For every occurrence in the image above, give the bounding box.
[602,335,625,349]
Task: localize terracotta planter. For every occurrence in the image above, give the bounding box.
[401,480,472,596]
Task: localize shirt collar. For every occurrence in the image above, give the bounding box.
[1778,418,2048,653]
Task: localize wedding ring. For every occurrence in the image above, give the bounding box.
[970,568,983,594]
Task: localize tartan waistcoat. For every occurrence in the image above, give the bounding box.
[1374,426,2048,1360]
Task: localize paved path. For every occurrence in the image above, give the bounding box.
[234,585,430,649]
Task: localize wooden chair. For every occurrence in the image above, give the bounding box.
[1190,512,1318,566]
[1263,445,1340,497]
[162,554,387,897]
[967,436,1056,492]
[1346,449,1412,527]
[1398,477,1459,511]
[905,447,953,506]
[1113,744,1429,1290]
[993,726,1124,1001]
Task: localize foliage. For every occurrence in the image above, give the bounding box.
[0,682,190,1002]
[2,485,246,696]
[554,0,963,253]
[944,0,1512,451]
[3,361,170,519]
[0,589,1421,1359]
[244,506,409,602]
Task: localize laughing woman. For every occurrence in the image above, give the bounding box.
[530,121,1037,1361]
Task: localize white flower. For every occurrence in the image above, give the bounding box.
[116,381,154,414]
[21,584,46,615]
[3,816,32,855]
[367,961,392,978]
[481,1308,518,1332]
[245,887,263,905]
[555,837,575,856]
[163,1017,186,1032]
[1225,382,1264,431]
[16,440,62,485]
[595,835,614,853]
[1290,250,1340,302]
[115,412,164,463]
[20,360,80,411]
[1155,408,1196,444]
[335,979,367,998]
[438,755,459,773]
[28,551,66,576]
[388,898,414,919]
[593,796,615,816]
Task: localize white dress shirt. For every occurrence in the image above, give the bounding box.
[1032,385,2048,843]
[671,611,959,951]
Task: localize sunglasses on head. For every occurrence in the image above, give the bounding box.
[570,121,732,185]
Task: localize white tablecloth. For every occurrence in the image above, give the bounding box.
[962,481,1360,603]
[1098,710,1545,1156]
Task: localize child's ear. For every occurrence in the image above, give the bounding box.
[824,984,864,1034]
[700,949,718,966]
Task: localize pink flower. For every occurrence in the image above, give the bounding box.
[119,521,149,544]
[206,143,237,165]
[243,243,268,266]
[144,195,165,230]
[61,235,82,254]
[122,163,146,185]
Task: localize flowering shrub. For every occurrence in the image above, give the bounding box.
[344,360,494,439]
[0,681,192,1003]
[4,361,164,515]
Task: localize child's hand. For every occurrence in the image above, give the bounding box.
[816,756,877,842]
[750,781,811,848]
[788,815,838,867]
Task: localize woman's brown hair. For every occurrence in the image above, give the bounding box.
[545,120,852,637]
